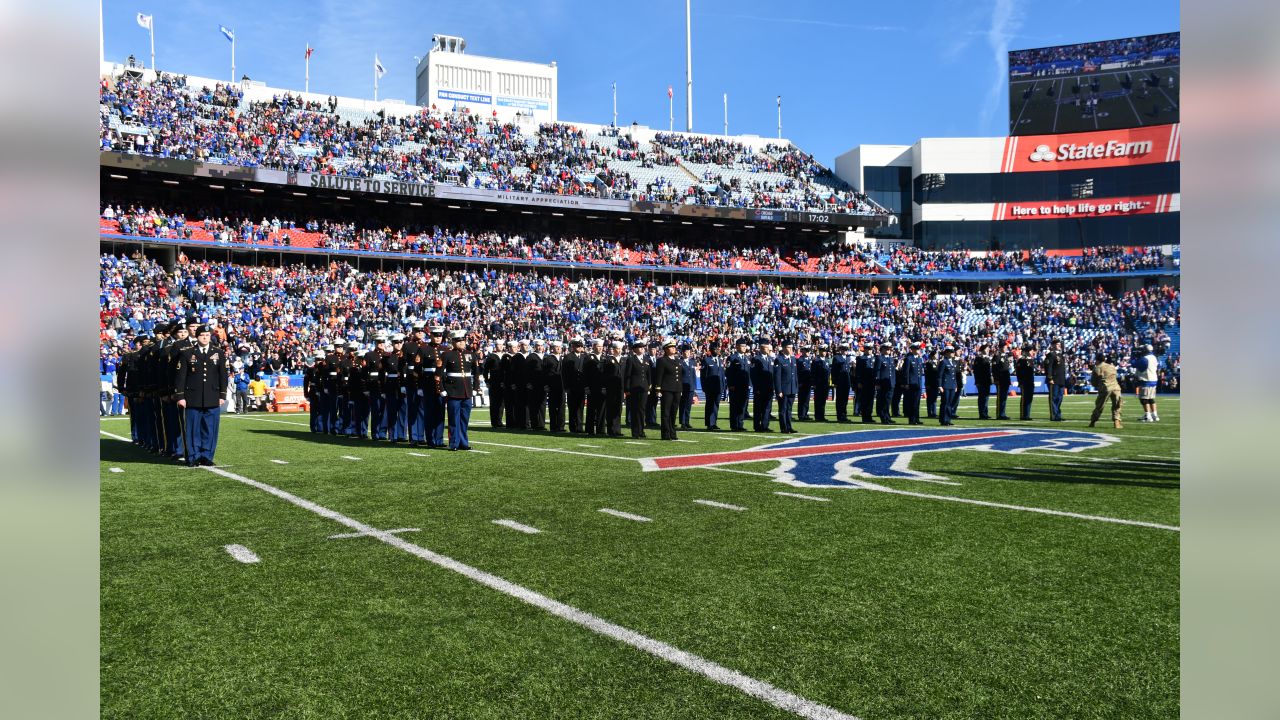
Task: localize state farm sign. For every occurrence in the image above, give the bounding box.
[1001,124,1179,172]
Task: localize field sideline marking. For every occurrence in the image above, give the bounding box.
[329,527,420,540]
[223,544,260,564]
[341,455,362,461]
[100,430,131,442]
[863,485,1179,531]
[599,508,653,523]
[189,462,861,720]
[492,519,542,534]
[271,459,289,465]
[108,467,123,473]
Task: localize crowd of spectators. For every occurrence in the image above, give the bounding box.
[99,71,884,214]
[101,204,1175,278]
[100,252,1181,391]
[1008,32,1180,70]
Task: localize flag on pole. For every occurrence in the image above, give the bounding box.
[374,55,386,79]
[305,45,313,60]
[219,25,235,42]
[667,85,673,99]
[136,13,152,30]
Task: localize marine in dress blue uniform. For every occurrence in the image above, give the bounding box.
[423,326,448,446]
[699,345,726,430]
[440,330,481,450]
[304,351,325,432]
[772,340,799,433]
[385,334,409,442]
[175,325,228,466]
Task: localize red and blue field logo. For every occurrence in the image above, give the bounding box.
[639,428,1117,488]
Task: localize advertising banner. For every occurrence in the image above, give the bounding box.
[993,193,1178,220]
[999,123,1179,173]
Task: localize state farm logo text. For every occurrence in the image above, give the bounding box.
[1028,139,1154,163]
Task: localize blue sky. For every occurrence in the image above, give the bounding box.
[102,0,1178,164]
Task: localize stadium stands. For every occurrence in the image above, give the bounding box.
[99,252,1181,392]
[99,69,889,215]
[100,204,1178,280]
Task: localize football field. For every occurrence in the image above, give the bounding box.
[1009,67,1180,135]
[100,395,1179,719]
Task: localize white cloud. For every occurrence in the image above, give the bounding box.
[979,0,1024,134]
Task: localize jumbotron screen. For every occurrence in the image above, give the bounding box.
[1008,31,1179,136]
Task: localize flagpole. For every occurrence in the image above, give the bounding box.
[612,81,617,128]
[305,45,310,94]
[777,95,782,139]
[149,19,155,71]
[684,0,693,132]
[374,58,378,101]
[668,90,673,132]
[723,92,727,136]
[231,35,236,83]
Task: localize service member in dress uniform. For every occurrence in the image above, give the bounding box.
[830,343,852,422]
[645,340,660,429]
[175,325,228,466]
[563,338,587,433]
[678,344,697,430]
[902,344,925,425]
[583,338,604,435]
[484,340,506,429]
[924,351,941,419]
[543,340,566,432]
[621,340,651,439]
[699,343,725,431]
[321,342,340,434]
[874,343,898,425]
[600,340,625,437]
[892,350,908,418]
[304,350,325,433]
[1044,338,1068,422]
[994,345,1014,420]
[726,337,752,432]
[164,321,193,459]
[796,345,813,422]
[385,334,409,442]
[502,340,524,429]
[749,339,776,432]
[403,321,427,442]
[527,339,548,431]
[347,340,370,439]
[855,343,876,422]
[1015,343,1037,421]
[938,346,960,426]
[440,330,482,450]
[811,344,831,422]
[423,326,448,447]
[364,333,388,440]
[773,339,799,433]
[654,339,684,440]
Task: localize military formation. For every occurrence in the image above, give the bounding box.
[116,317,229,466]
[115,325,1128,465]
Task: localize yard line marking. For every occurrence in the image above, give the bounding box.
[599,508,653,523]
[864,485,1179,532]
[270,459,289,465]
[329,527,420,540]
[774,492,831,502]
[472,441,634,461]
[577,444,601,448]
[674,439,698,443]
[716,436,745,441]
[100,429,131,442]
[407,452,430,457]
[108,467,123,473]
[195,463,863,720]
[492,519,542,534]
[469,450,492,454]
[625,441,649,446]
[341,455,362,461]
[694,499,747,512]
[223,544,260,564]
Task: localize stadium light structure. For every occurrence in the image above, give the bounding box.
[685,0,693,132]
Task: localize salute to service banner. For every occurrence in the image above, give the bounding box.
[999,123,1180,172]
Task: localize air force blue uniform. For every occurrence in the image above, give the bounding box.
[726,350,751,431]
[901,353,925,424]
[750,353,775,431]
[773,353,798,433]
[938,356,960,426]
[700,354,726,429]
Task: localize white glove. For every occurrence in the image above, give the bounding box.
[400,386,407,393]
[417,389,424,397]
[440,392,448,398]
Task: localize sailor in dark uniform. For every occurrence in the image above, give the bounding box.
[563,338,586,433]
[645,340,660,429]
[874,342,898,424]
[543,340,566,432]
[484,340,506,429]
[622,340,651,438]
[855,343,876,423]
[972,344,993,420]
[440,330,481,450]
[654,340,684,440]
[600,340,625,437]
[902,344,925,425]
[678,344,697,430]
[175,325,228,466]
[505,340,526,430]
[811,344,831,422]
[527,339,547,431]
[583,338,604,435]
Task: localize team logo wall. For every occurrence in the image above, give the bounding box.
[1000,123,1179,173]
[638,428,1117,488]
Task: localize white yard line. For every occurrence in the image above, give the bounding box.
[328,527,420,540]
[599,508,653,523]
[108,467,123,473]
[625,441,649,446]
[492,519,542,535]
[223,544,260,564]
[407,452,430,457]
[100,430,131,442]
[189,463,860,720]
[774,492,831,503]
[471,441,635,461]
[693,499,747,512]
[673,439,698,443]
[341,455,362,461]
[223,415,310,427]
[271,459,289,465]
[469,450,492,454]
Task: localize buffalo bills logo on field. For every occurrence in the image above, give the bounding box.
[638,427,1117,488]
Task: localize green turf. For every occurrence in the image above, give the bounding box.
[101,395,1179,719]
